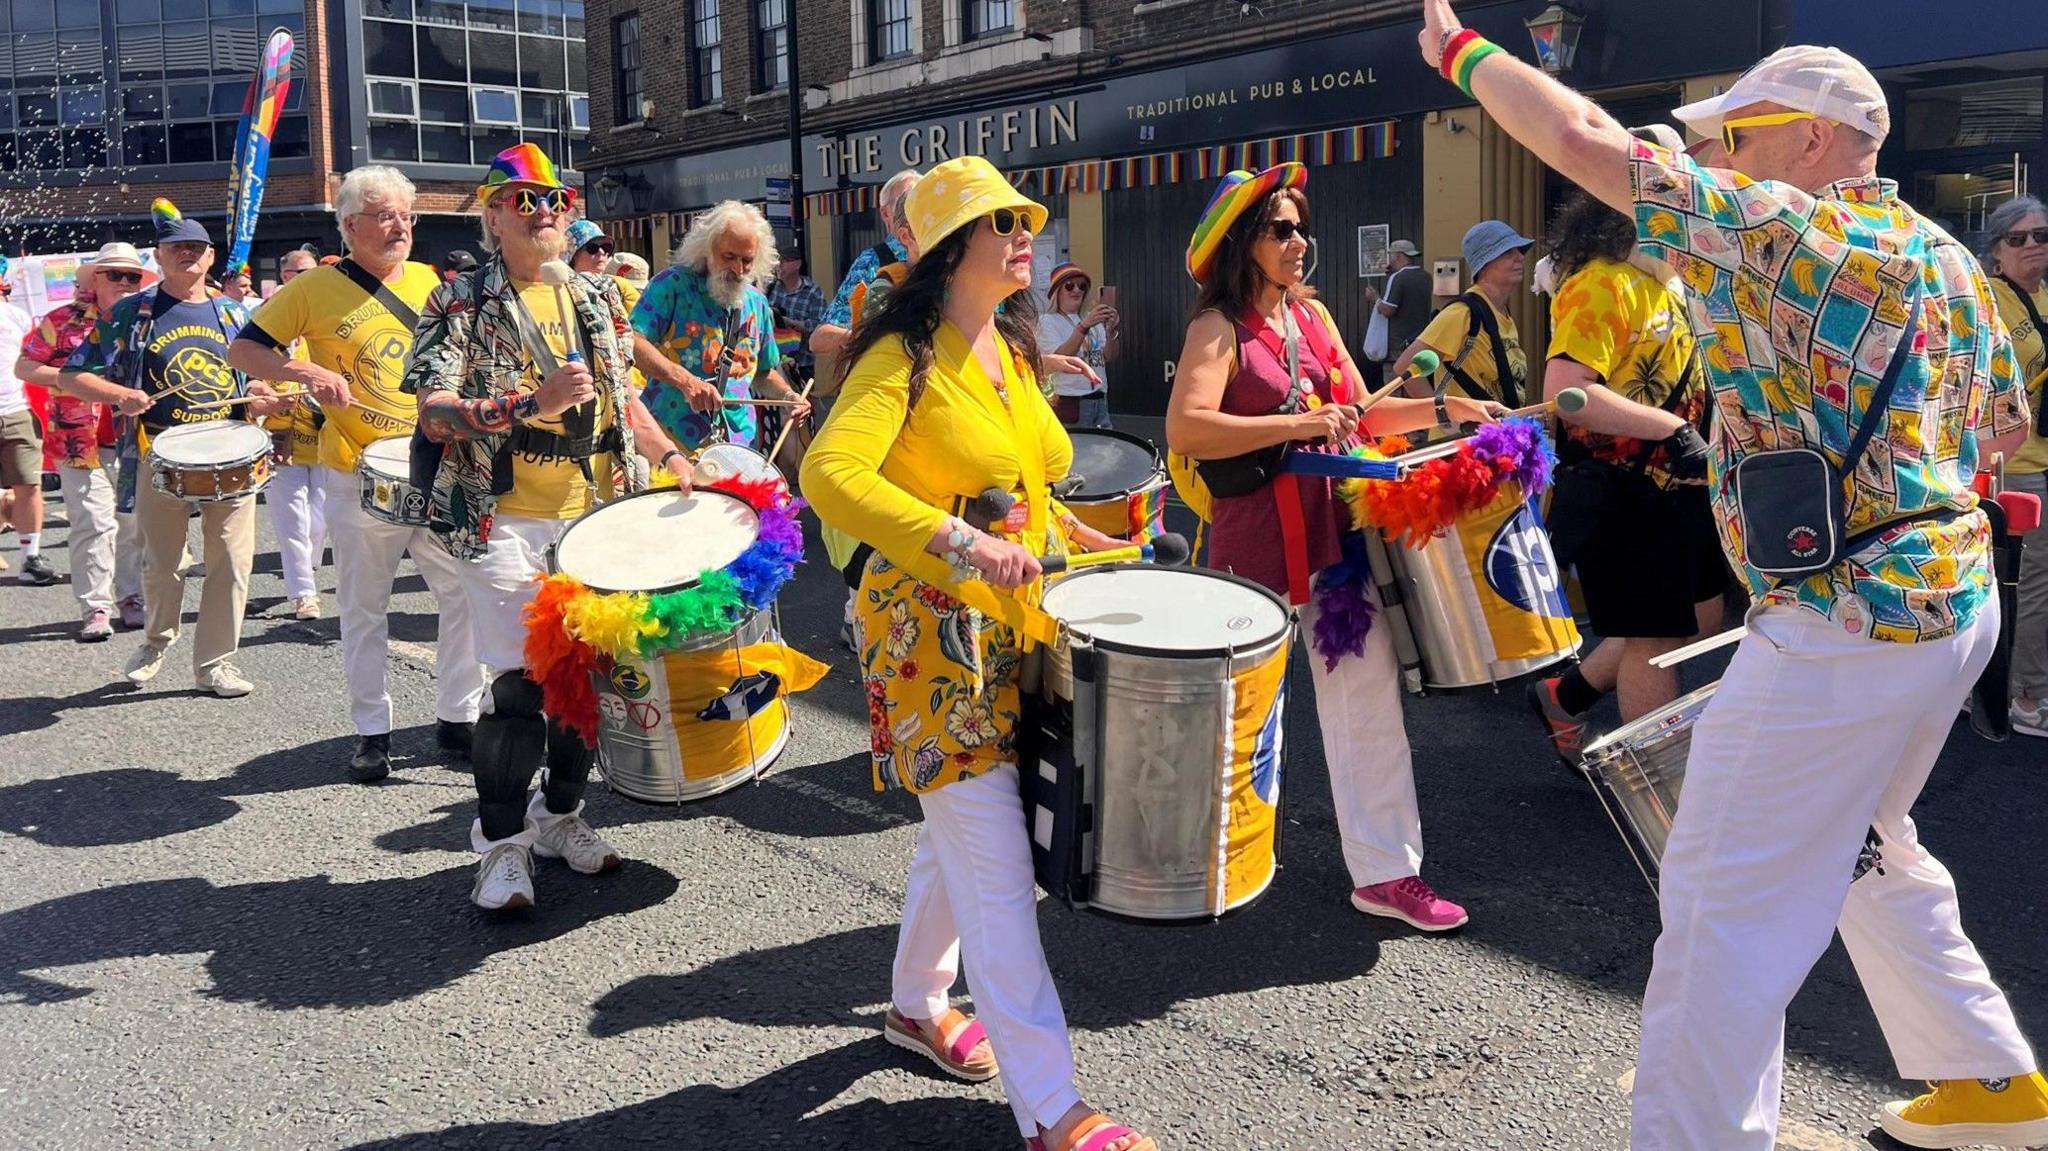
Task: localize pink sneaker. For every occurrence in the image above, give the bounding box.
[1351,876,1468,932]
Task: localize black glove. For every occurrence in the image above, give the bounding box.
[1662,425,1711,480]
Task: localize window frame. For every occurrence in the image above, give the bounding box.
[687,0,720,106]
[470,84,521,126]
[366,76,419,118]
[753,0,786,92]
[612,10,642,123]
[961,0,1012,42]
[868,0,913,63]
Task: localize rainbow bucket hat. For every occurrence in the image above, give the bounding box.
[1184,162,1307,285]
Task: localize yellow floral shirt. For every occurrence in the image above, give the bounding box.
[1548,256,1709,486]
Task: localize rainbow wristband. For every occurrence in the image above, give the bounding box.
[1442,32,1503,98]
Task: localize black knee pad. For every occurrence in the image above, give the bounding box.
[488,669,544,718]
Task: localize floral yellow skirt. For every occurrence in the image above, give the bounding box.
[858,553,1026,794]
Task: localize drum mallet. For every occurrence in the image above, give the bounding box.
[1038,531,1192,574]
[1505,387,1587,420]
[1348,349,1440,419]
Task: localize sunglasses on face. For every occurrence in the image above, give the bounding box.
[1260,219,1307,243]
[1060,281,1088,293]
[512,187,577,216]
[99,270,143,285]
[2003,228,2048,249]
[582,240,615,257]
[1719,110,1817,153]
[986,207,1024,237]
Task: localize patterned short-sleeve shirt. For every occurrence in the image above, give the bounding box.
[1630,139,2026,643]
[21,300,108,468]
[630,266,782,447]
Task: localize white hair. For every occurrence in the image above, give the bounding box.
[672,200,779,289]
[878,169,920,234]
[335,166,418,253]
[1986,196,2047,269]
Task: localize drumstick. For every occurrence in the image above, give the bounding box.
[186,388,306,411]
[1505,387,1587,420]
[765,376,816,462]
[722,396,804,408]
[1648,626,1748,669]
[1348,349,1442,419]
[1037,532,1190,574]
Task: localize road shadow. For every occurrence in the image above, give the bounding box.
[588,874,1380,1041]
[0,861,679,1008]
[343,1039,1017,1150]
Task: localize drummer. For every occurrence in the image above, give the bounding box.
[1167,163,1504,932]
[254,248,327,624]
[60,202,284,696]
[226,166,484,783]
[406,143,693,913]
[801,155,1156,1151]
[1413,1,2048,1143]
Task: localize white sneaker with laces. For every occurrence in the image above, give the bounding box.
[125,644,166,684]
[2013,699,2048,739]
[472,841,535,911]
[198,661,253,698]
[529,796,622,874]
[293,595,322,621]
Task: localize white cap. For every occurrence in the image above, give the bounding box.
[1670,45,1890,145]
[1629,123,1688,153]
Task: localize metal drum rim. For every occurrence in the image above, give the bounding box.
[1046,563,1295,660]
[1582,680,1721,760]
[548,485,759,597]
[147,420,273,468]
[1064,427,1169,501]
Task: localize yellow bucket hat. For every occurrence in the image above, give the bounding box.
[904,155,1049,255]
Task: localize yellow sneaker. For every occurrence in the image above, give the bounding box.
[1879,1072,2048,1148]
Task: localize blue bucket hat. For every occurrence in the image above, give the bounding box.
[1461,219,1533,277]
[566,219,608,250]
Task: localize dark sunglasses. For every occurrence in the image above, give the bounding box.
[1260,220,1307,243]
[986,207,1024,237]
[98,269,143,284]
[582,240,615,257]
[2003,228,2048,248]
[513,187,577,216]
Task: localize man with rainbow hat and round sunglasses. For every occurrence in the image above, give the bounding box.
[1411,1,2048,1147]
[406,143,696,913]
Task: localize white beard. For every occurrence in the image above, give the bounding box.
[705,268,748,309]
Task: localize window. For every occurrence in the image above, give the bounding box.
[870,0,912,62]
[368,78,417,117]
[613,12,641,122]
[688,0,720,105]
[754,0,786,91]
[472,86,519,125]
[962,0,1011,40]
[568,92,588,131]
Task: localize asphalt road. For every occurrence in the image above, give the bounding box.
[1,481,2043,1151]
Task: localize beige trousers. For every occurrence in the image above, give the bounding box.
[135,480,256,673]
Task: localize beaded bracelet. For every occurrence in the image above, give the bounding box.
[1439,30,1504,98]
[938,517,983,583]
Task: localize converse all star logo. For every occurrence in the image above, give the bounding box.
[1786,525,1823,560]
[1982,1078,2011,1092]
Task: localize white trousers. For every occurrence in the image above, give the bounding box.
[455,514,567,680]
[1302,584,1426,888]
[57,463,117,615]
[319,468,482,735]
[268,463,327,600]
[892,764,1083,1139]
[1631,600,2035,1150]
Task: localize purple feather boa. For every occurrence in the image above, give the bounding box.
[1310,531,1377,671]
[1466,416,1556,496]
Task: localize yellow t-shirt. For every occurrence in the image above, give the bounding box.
[1547,257,1709,485]
[1990,276,2048,474]
[245,261,441,472]
[495,280,616,521]
[1417,292,1527,402]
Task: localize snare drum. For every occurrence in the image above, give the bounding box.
[1580,682,1716,884]
[693,442,784,489]
[1377,483,1581,692]
[1063,428,1168,542]
[552,488,793,803]
[146,420,273,503]
[1025,565,1294,923]
[358,435,429,527]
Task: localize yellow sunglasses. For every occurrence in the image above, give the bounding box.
[1719,111,1817,152]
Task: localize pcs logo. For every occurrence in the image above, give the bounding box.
[1482,501,1572,618]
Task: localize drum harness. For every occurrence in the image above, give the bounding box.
[498,283,622,500]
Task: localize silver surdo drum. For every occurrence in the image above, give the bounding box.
[1580,681,1718,885]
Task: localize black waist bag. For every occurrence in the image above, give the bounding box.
[1733,293,1920,581]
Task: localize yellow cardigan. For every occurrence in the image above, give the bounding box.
[800,323,1072,641]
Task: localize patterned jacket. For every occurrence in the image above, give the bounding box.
[402,254,641,561]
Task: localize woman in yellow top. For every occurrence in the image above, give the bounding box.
[1390,219,1534,405]
[802,155,1156,1151]
[1987,194,2048,735]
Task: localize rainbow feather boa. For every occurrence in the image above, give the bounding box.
[1338,417,1556,548]
[522,474,806,745]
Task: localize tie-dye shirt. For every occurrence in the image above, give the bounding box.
[1630,139,2027,643]
[630,266,781,448]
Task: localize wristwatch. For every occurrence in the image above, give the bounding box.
[1433,394,1451,425]
[658,448,684,469]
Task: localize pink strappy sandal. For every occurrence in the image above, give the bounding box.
[883,1005,999,1082]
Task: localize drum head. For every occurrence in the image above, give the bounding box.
[1044,565,1290,655]
[152,420,270,464]
[360,435,413,476]
[696,443,781,486]
[1066,429,1162,500]
[554,488,761,594]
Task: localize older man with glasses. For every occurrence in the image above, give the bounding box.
[228,166,484,781]
[1987,195,2048,739]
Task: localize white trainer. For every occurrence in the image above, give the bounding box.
[472,842,535,911]
[198,662,254,698]
[530,798,622,875]
[124,644,166,684]
[2012,699,2048,739]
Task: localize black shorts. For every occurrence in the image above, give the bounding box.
[1574,481,1730,639]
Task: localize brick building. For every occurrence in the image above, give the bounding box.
[0,0,591,285]
[578,0,1773,417]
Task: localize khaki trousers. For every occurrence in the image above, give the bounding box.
[135,480,255,673]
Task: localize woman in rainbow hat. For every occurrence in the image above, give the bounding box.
[1170,163,1503,933]
[803,155,1157,1151]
